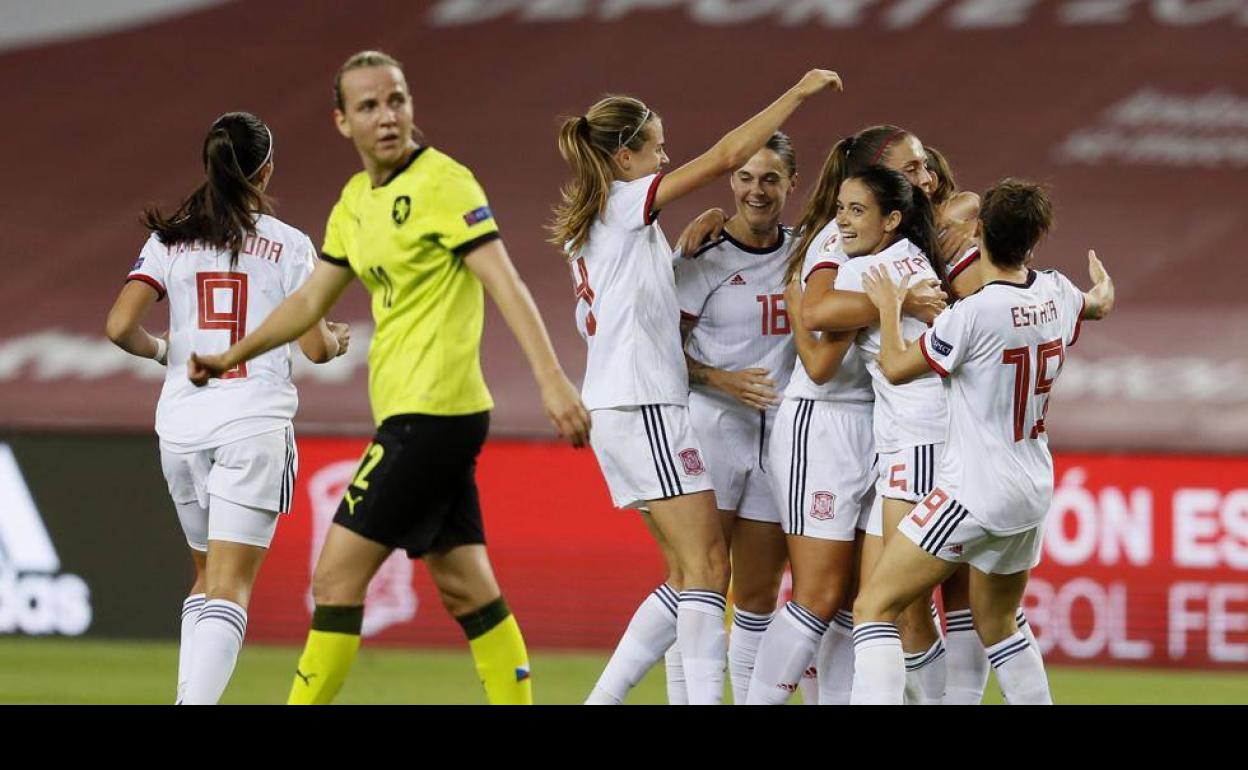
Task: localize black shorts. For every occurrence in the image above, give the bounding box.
[333,411,490,558]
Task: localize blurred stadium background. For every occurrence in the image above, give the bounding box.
[1,0,1246,703]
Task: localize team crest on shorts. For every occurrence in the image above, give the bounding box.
[678,448,705,476]
[392,195,412,225]
[810,491,836,520]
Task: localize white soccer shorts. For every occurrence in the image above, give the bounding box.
[688,391,779,523]
[161,426,296,550]
[768,399,876,541]
[898,487,1045,575]
[876,442,945,504]
[589,404,715,510]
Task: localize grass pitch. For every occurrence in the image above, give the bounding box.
[1,637,1245,704]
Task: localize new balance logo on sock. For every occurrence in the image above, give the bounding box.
[294,668,317,686]
[729,273,747,285]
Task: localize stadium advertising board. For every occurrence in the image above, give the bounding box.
[3,434,1246,668]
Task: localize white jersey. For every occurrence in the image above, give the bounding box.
[570,173,687,410]
[919,268,1085,534]
[674,224,796,412]
[783,220,873,404]
[127,215,316,451]
[835,237,946,452]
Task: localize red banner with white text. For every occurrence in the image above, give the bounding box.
[248,439,1248,668]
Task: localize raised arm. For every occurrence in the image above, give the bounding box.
[463,239,591,447]
[1080,250,1114,320]
[105,281,167,364]
[188,260,355,384]
[652,70,842,212]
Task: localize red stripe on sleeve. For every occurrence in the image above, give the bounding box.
[948,249,980,282]
[803,261,839,282]
[126,274,166,301]
[643,172,664,226]
[1070,295,1085,347]
[919,333,949,377]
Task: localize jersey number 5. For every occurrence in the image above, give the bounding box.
[197,272,249,379]
[1001,338,1064,442]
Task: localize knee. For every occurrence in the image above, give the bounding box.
[311,564,367,606]
[792,584,847,622]
[973,612,1018,647]
[436,579,477,618]
[852,587,897,624]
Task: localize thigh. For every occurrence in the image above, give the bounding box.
[970,568,1031,647]
[311,523,395,605]
[424,543,502,616]
[207,495,278,549]
[855,527,958,623]
[729,518,788,609]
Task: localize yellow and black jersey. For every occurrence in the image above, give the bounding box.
[321,147,499,424]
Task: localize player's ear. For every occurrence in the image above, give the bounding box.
[334,109,351,139]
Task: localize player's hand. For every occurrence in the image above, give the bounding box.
[676,208,727,257]
[539,371,592,448]
[783,272,805,331]
[863,266,910,314]
[709,368,779,410]
[1084,249,1115,320]
[794,69,843,98]
[938,218,977,265]
[327,321,351,358]
[900,277,946,324]
[187,352,229,387]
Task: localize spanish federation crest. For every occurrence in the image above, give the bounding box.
[678,448,705,476]
[392,195,412,225]
[811,491,836,520]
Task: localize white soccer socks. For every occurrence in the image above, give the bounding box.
[746,602,828,705]
[815,610,855,705]
[678,590,728,705]
[586,583,679,705]
[943,608,989,704]
[182,599,247,705]
[728,607,772,704]
[987,631,1052,705]
[851,622,905,705]
[176,593,205,704]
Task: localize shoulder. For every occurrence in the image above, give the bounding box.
[333,172,370,211]
[258,214,310,243]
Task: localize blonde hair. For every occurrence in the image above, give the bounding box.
[334,50,403,110]
[548,95,657,253]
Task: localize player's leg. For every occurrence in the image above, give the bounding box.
[940,565,990,704]
[161,446,209,704]
[589,511,684,705]
[177,546,207,704]
[851,531,957,704]
[727,516,787,704]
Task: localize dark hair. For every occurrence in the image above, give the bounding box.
[334,50,403,111]
[763,131,798,178]
[979,178,1053,269]
[843,166,949,291]
[924,145,958,207]
[787,124,912,283]
[142,112,273,264]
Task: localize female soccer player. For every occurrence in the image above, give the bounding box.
[851,179,1114,705]
[673,133,800,703]
[188,51,590,706]
[105,111,349,704]
[553,70,843,705]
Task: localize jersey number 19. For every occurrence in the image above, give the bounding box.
[1002,338,1064,442]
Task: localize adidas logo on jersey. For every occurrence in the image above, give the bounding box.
[0,444,92,636]
[729,273,747,286]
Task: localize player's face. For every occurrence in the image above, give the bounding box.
[730,148,794,233]
[884,134,936,197]
[335,65,417,169]
[836,178,899,257]
[632,118,669,177]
